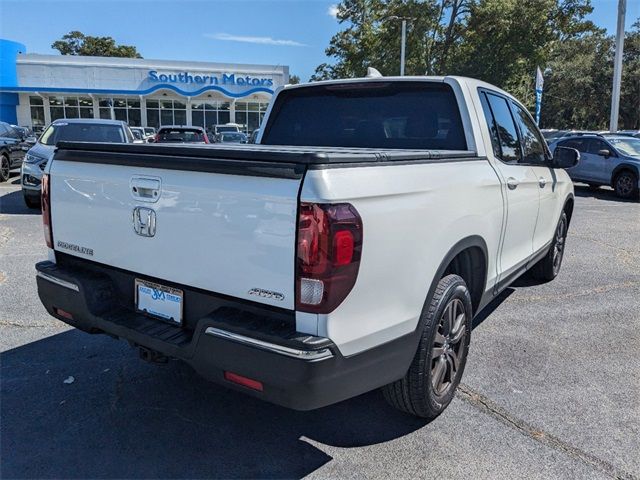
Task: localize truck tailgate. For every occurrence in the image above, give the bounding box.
[48,152,303,310]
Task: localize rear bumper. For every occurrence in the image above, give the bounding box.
[36,259,415,410]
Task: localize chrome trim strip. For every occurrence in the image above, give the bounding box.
[204,327,334,361]
[36,271,80,292]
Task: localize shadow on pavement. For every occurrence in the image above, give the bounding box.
[0,189,41,215]
[1,329,428,479]
[573,184,638,203]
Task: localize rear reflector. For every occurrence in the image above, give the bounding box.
[224,371,263,391]
[54,308,74,320]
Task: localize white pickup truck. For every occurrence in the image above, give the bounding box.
[36,76,579,419]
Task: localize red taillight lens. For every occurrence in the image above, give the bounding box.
[224,371,263,391]
[41,173,53,248]
[296,203,362,314]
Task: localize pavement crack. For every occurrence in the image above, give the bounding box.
[456,383,637,480]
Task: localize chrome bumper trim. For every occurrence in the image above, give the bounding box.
[36,271,80,292]
[204,327,334,361]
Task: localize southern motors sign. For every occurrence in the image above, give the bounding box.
[148,70,274,87]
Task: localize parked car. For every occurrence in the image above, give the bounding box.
[143,127,156,139]
[21,119,134,208]
[549,134,640,199]
[130,127,146,142]
[35,76,578,419]
[0,121,29,182]
[249,129,260,144]
[615,130,640,138]
[212,123,241,135]
[152,126,209,144]
[216,131,248,144]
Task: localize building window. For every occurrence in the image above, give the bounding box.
[191,101,231,130]
[98,97,141,126]
[47,96,94,121]
[235,101,269,133]
[29,96,45,127]
[145,99,186,128]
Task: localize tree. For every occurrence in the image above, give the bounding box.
[52,31,142,58]
[289,74,301,84]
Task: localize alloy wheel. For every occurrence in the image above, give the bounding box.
[616,174,634,198]
[431,298,467,397]
[552,215,567,274]
[0,156,9,182]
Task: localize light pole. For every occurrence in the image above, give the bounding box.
[387,16,413,76]
[609,0,626,132]
[400,19,407,76]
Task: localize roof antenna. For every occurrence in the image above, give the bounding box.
[366,67,383,78]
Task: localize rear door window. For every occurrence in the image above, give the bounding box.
[485,93,522,164]
[261,82,467,150]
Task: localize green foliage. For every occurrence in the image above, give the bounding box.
[314,0,639,129]
[289,74,301,84]
[52,31,142,58]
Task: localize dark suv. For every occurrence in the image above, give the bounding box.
[0,121,29,182]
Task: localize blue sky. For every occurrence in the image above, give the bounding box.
[0,0,638,81]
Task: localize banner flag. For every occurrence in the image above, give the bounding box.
[535,67,544,126]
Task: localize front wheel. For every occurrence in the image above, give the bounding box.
[613,171,639,200]
[531,211,568,282]
[0,154,10,182]
[23,193,40,209]
[382,274,472,419]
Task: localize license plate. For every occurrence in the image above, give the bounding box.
[135,279,183,325]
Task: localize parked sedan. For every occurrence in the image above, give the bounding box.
[550,134,640,199]
[21,119,133,208]
[215,132,248,144]
[0,121,29,182]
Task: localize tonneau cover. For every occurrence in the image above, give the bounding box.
[55,141,478,165]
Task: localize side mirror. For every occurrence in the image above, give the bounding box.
[552,146,580,169]
[598,149,611,158]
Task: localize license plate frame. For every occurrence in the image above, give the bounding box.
[134,278,183,326]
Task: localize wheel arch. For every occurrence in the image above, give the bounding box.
[563,193,575,226]
[610,163,639,187]
[425,236,489,318]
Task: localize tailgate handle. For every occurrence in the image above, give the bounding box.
[131,176,161,202]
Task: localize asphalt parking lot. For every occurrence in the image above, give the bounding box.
[1,171,639,480]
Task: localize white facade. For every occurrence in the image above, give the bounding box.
[12,54,288,133]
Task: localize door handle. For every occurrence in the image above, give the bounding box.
[506,177,519,190]
[539,177,547,188]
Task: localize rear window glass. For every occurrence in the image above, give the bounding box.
[157,128,205,142]
[261,82,467,150]
[40,123,126,145]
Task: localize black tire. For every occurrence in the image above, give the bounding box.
[613,170,639,200]
[23,194,40,209]
[531,211,568,282]
[0,154,10,183]
[382,274,472,419]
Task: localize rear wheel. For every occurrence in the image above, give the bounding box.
[531,211,568,282]
[0,154,9,182]
[613,170,639,200]
[382,274,472,419]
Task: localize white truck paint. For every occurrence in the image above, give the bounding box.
[37,76,578,417]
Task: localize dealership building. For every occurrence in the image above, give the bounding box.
[0,39,289,133]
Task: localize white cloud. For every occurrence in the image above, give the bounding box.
[327,4,339,18]
[204,33,306,47]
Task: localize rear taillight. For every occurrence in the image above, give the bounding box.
[296,202,362,314]
[203,133,210,144]
[41,173,53,248]
[154,133,160,142]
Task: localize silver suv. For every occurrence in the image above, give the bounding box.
[549,135,640,200]
[21,119,134,208]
